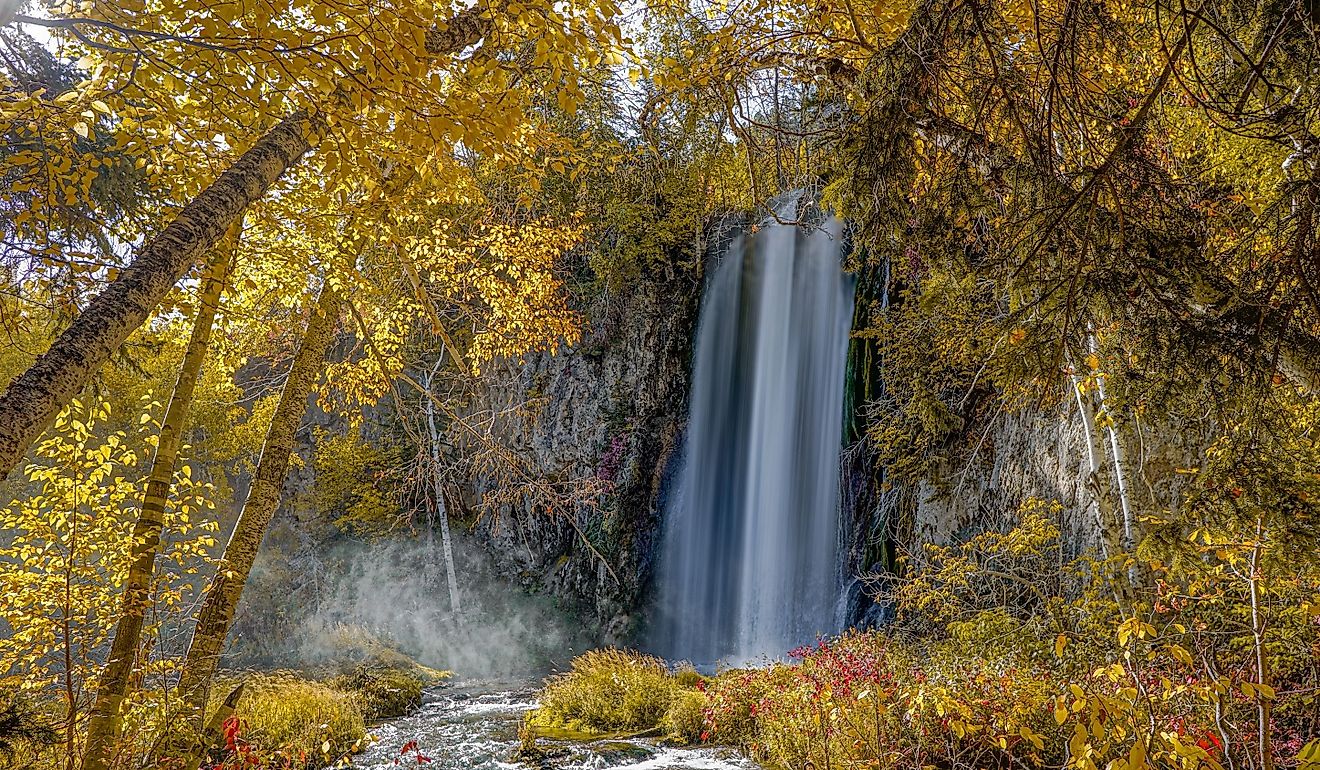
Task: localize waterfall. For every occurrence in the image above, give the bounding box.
[654,199,856,665]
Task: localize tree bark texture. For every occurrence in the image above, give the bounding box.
[183,683,245,770]
[0,112,315,479]
[79,221,241,770]
[175,284,340,721]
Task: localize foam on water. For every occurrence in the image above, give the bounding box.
[354,681,759,770]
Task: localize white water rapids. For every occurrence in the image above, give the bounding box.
[355,681,757,770]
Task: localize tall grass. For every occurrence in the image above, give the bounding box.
[216,673,367,764]
[533,649,699,735]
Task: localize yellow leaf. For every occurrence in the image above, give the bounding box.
[73,122,90,139]
[1168,644,1194,666]
[1129,739,1147,770]
[1298,739,1320,769]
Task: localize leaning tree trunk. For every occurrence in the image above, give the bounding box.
[182,683,244,770]
[0,5,492,480]
[174,284,340,725]
[79,221,242,770]
[0,113,315,479]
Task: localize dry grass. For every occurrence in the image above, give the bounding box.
[532,649,690,735]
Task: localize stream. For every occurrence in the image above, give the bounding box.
[353,680,760,770]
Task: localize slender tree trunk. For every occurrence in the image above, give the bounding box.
[1071,369,1133,609]
[0,5,491,480]
[1249,515,1275,770]
[1072,375,1122,556]
[422,360,462,618]
[0,113,316,479]
[182,683,244,770]
[175,284,340,723]
[1090,368,1133,548]
[79,221,242,770]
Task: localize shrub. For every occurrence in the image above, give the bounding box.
[662,690,706,743]
[215,672,366,766]
[328,666,426,722]
[295,623,429,674]
[533,649,683,734]
[0,688,57,769]
[530,499,1320,769]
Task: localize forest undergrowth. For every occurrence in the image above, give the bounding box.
[532,501,1320,770]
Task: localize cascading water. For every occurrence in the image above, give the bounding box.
[654,197,856,665]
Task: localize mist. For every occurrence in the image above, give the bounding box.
[231,530,595,681]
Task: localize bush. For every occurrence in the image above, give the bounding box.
[216,673,366,766]
[296,623,436,675]
[532,649,684,734]
[662,690,706,743]
[531,501,1320,770]
[0,689,57,769]
[328,666,427,722]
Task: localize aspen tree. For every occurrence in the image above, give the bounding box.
[79,220,243,770]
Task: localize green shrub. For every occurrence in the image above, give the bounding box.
[533,649,682,734]
[672,665,706,689]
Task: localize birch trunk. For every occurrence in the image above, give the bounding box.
[1249,515,1275,770]
[1071,371,1133,608]
[80,222,242,770]
[422,361,462,617]
[1087,333,1134,549]
[0,113,316,478]
[175,284,340,721]
[0,5,491,480]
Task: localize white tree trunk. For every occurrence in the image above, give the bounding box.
[1089,334,1134,548]
[422,360,462,618]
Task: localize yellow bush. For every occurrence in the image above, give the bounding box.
[533,649,683,734]
[328,666,432,722]
[218,673,366,765]
[662,690,706,743]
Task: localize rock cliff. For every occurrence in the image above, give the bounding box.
[452,263,702,643]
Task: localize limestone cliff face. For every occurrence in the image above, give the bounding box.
[905,402,1202,557]
[907,407,1097,554]
[452,266,702,643]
